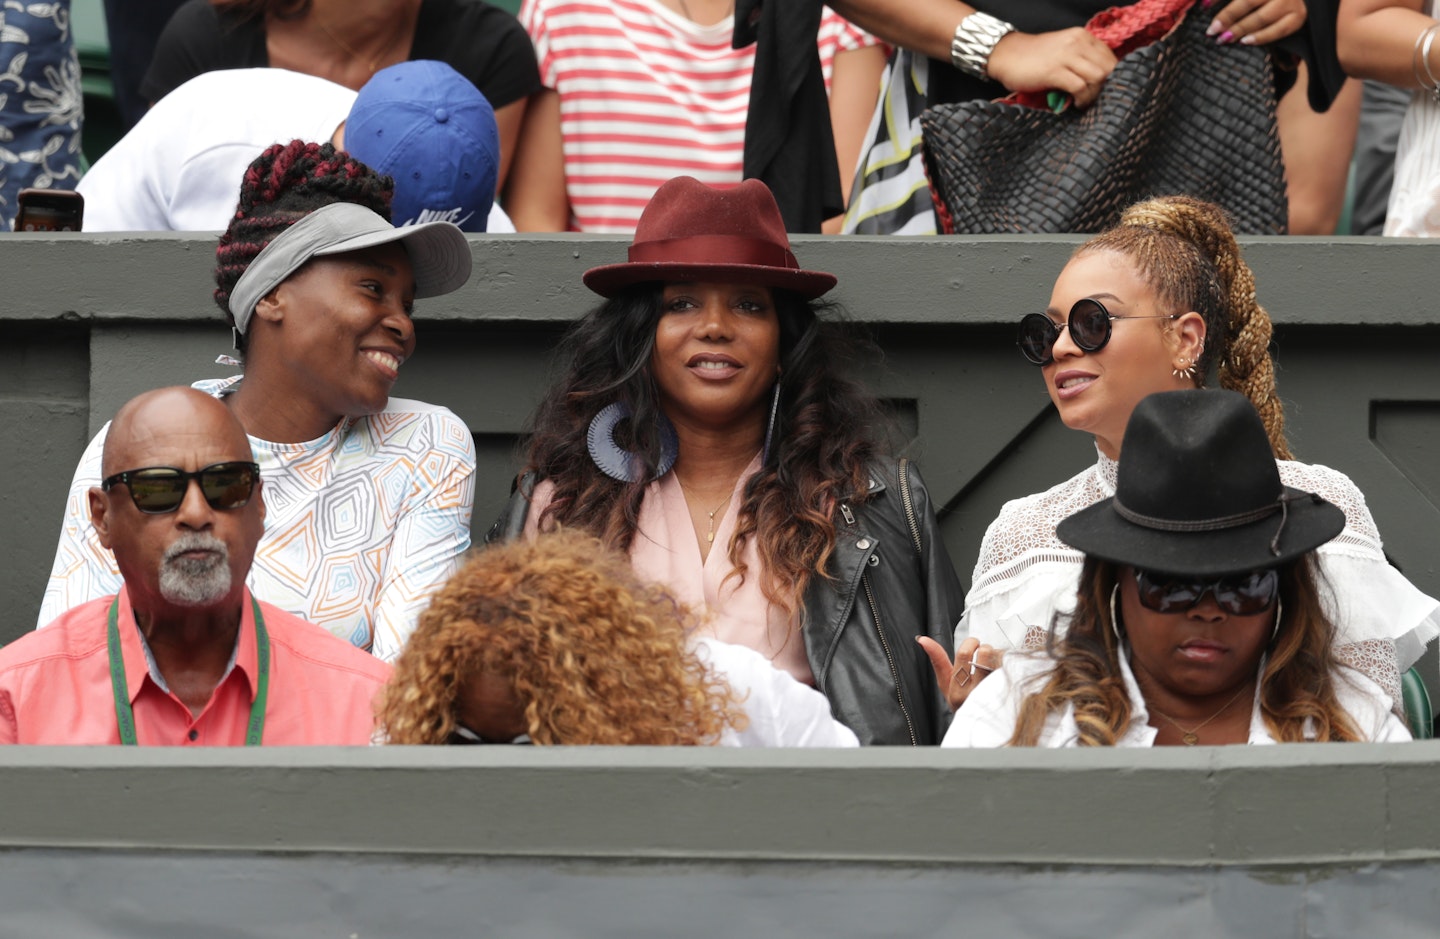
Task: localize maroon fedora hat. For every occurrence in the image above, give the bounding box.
[582,176,837,299]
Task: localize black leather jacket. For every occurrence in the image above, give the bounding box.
[486,458,963,746]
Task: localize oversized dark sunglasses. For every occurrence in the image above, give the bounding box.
[1018,298,1179,366]
[101,461,260,515]
[1133,568,1280,616]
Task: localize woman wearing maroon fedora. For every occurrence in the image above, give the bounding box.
[944,390,1410,747]
[489,176,964,746]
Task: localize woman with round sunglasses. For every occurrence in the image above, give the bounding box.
[955,194,1438,710]
[40,139,477,663]
[944,390,1410,748]
[488,176,964,746]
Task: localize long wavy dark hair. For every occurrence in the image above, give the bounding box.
[522,284,886,618]
[1010,556,1363,746]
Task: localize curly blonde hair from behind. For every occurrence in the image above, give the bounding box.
[377,530,747,745]
[1078,195,1292,459]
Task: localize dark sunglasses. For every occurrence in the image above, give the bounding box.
[101,461,260,515]
[1018,298,1179,366]
[447,726,532,746]
[1133,568,1280,616]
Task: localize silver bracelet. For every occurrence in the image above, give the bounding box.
[1423,24,1440,102]
[950,11,1017,80]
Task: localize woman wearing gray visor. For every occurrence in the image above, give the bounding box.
[40,139,476,662]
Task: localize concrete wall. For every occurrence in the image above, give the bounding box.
[0,744,1438,936]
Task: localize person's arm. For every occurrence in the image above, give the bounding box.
[368,413,477,663]
[828,0,974,61]
[828,0,1117,107]
[501,89,571,231]
[38,426,123,629]
[825,44,887,234]
[1338,0,1432,85]
[493,97,528,193]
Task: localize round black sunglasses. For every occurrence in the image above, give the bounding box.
[1018,298,1179,366]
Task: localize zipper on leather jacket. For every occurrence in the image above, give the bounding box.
[862,572,918,746]
[897,458,923,556]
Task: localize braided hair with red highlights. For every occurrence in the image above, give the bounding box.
[212,139,394,350]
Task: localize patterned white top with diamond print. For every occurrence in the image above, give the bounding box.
[961,447,1440,707]
[39,377,476,662]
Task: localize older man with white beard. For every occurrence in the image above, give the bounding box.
[0,387,390,745]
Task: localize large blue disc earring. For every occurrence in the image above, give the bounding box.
[586,402,679,483]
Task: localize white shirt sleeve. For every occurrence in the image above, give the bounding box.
[696,638,859,747]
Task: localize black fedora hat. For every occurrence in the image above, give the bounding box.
[1056,390,1345,576]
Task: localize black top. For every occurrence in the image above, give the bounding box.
[141,0,542,109]
[735,0,842,233]
[928,0,1344,113]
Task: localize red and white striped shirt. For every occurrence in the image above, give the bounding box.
[521,0,877,232]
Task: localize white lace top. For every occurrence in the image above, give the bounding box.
[961,448,1440,706]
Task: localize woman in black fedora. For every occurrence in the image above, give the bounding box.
[945,390,1410,747]
[488,175,964,746]
[958,194,1438,712]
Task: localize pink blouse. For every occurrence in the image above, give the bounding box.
[526,455,812,684]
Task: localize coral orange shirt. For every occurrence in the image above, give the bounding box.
[0,587,391,745]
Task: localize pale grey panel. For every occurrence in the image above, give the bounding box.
[1,851,1438,939]
[0,325,90,630]
[87,324,239,435]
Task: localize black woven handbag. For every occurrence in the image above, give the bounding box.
[920,3,1287,235]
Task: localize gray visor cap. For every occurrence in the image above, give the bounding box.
[228,201,472,332]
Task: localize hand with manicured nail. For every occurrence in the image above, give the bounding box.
[1206,0,1307,47]
[918,635,1005,712]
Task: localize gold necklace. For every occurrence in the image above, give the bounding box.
[314,17,403,74]
[676,477,734,545]
[1147,683,1252,746]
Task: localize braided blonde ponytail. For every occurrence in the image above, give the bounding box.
[1110,196,1292,459]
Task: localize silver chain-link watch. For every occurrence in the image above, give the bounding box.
[950,11,1017,80]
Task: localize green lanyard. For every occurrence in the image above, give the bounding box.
[107,595,271,746]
